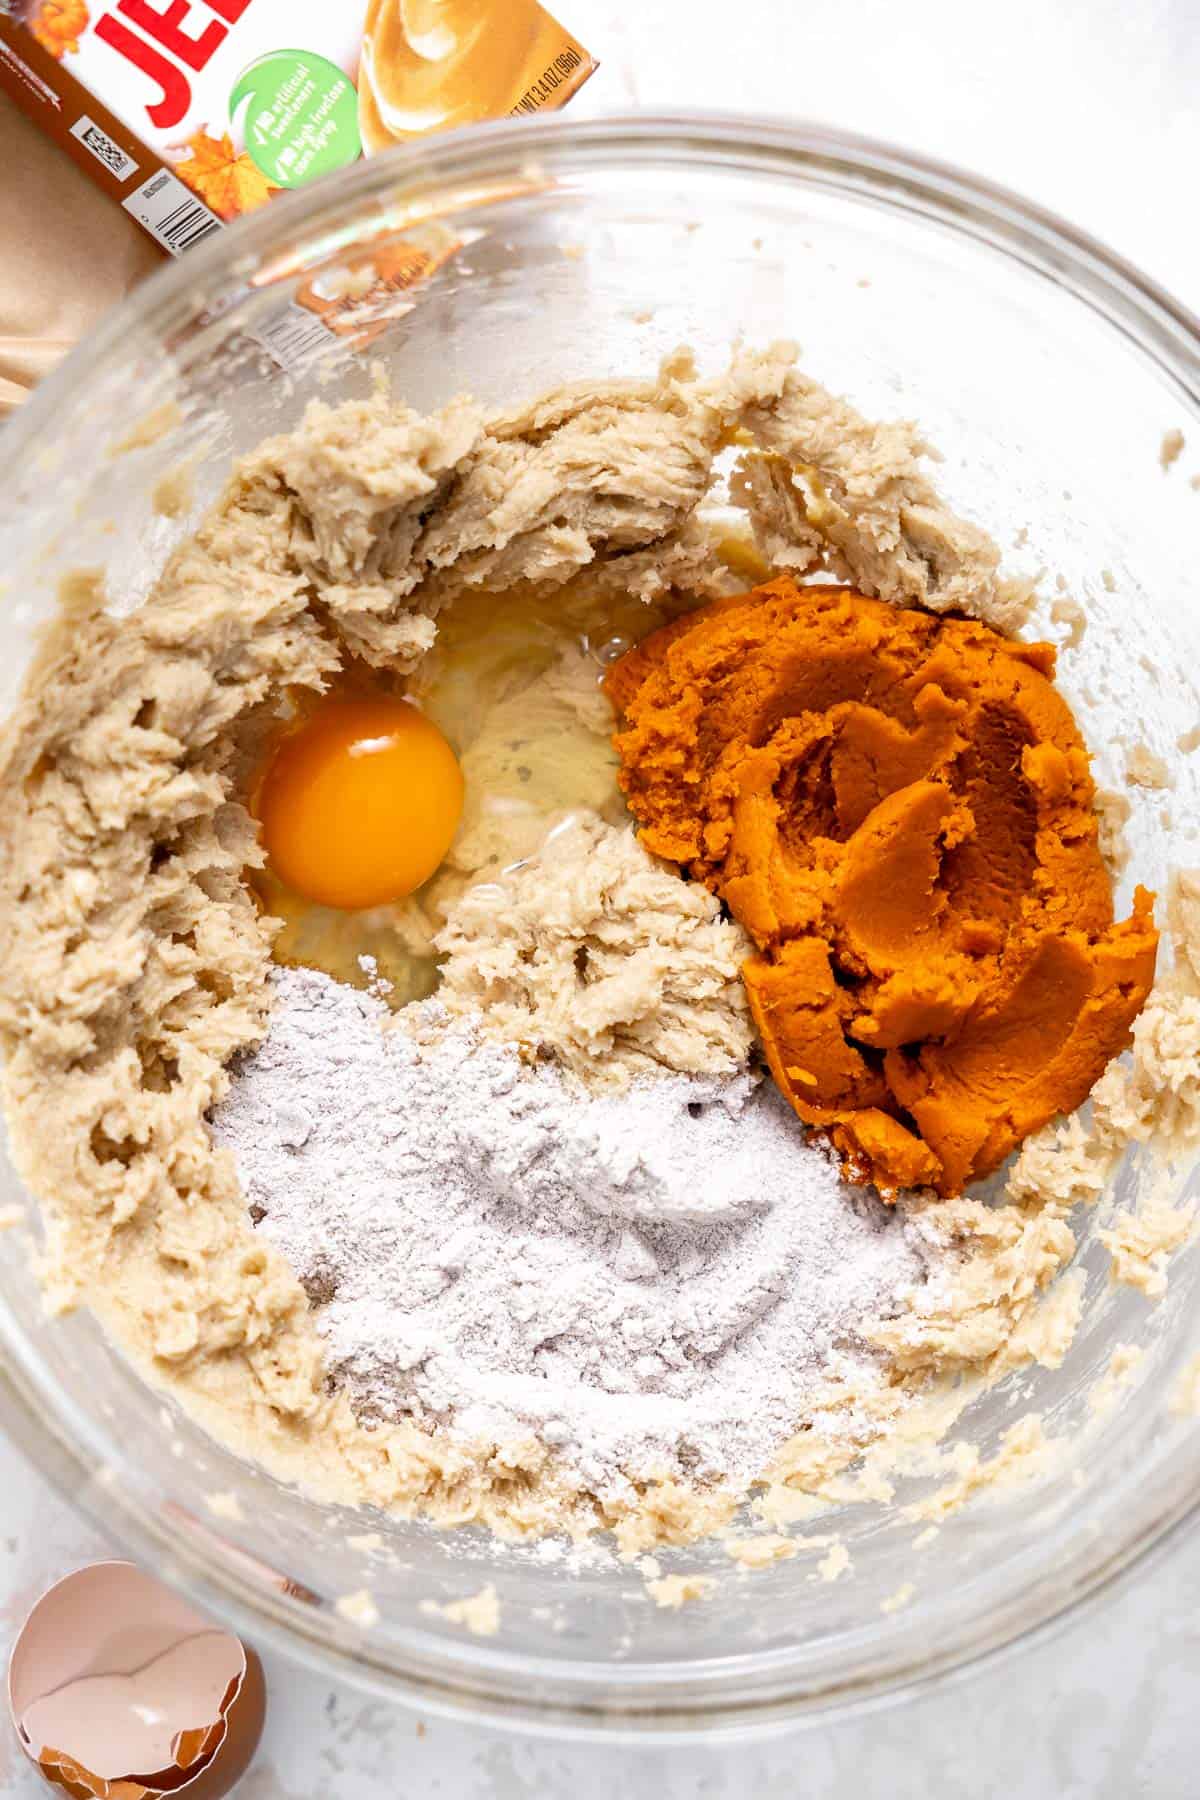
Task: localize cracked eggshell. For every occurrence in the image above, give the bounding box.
[8,1561,265,1800]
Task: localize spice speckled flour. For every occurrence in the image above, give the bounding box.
[211,965,930,1500]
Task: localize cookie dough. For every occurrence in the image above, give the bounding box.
[435,813,753,1084]
[0,343,1193,1547]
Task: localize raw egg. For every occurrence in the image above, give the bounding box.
[255,695,464,910]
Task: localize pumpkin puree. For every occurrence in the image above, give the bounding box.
[606,580,1158,1197]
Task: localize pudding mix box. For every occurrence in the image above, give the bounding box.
[0,0,596,254]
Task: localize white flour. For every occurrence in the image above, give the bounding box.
[211,966,931,1501]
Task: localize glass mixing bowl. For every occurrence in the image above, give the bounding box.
[1,115,1199,1741]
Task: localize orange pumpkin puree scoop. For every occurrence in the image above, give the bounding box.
[606,579,1157,1198]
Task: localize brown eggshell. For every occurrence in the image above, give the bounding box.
[8,1562,265,1800]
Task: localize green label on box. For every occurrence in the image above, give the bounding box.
[232,50,362,189]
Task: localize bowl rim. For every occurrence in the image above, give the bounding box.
[2,108,1199,1740]
[5,107,1200,465]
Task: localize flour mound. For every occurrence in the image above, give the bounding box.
[211,967,928,1501]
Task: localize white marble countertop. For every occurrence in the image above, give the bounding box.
[3,1,1199,1793]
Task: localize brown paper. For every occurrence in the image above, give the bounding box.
[0,88,157,414]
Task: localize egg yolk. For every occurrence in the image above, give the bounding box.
[255,696,464,910]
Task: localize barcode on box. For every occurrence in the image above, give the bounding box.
[69,114,137,183]
[121,170,222,257]
[249,301,334,372]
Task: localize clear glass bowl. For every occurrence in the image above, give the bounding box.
[2,114,1200,1741]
